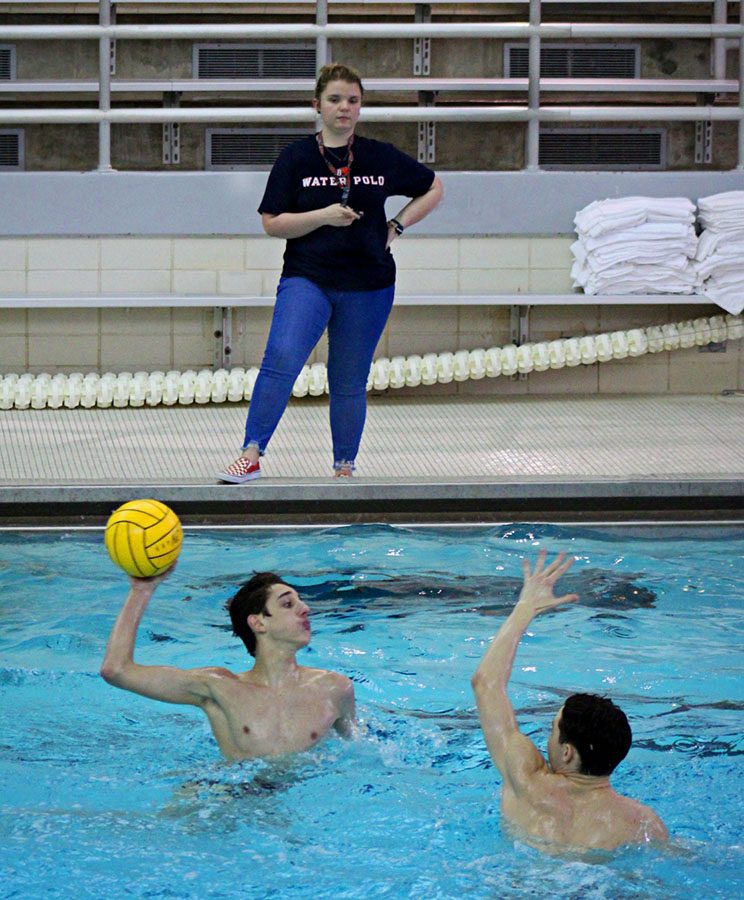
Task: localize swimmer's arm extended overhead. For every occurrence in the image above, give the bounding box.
[472,552,578,789]
[100,571,217,707]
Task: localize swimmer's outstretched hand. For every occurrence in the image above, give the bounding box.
[128,561,177,592]
[516,550,578,615]
[324,203,362,227]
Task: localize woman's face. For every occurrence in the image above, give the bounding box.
[313,79,363,139]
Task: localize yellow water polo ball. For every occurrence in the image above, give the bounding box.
[104,499,183,578]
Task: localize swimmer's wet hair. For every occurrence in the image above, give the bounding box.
[559,693,632,777]
[314,63,364,100]
[227,572,285,657]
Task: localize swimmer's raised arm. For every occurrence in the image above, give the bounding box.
[471,552,578,791]
[100,569,219,707]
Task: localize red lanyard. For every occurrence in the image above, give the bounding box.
[316,132,354,206]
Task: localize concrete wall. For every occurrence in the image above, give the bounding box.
[10,36,717,82]
[1,234,741,395]
[17,119,738,173]
[19,119,739,173]
[3,170,743,236]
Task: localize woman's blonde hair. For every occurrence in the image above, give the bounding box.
[314,63,364,100]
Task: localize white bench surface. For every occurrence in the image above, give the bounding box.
[0,293,716,309]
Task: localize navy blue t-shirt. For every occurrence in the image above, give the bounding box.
[258,134,435,291]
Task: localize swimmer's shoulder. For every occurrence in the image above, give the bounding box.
[163,665,240,707]
[606,802,668,849]
[299,665,354,694]
[592,791,668,846]
[192,665,238,679]
[626,797,668,843]
[188,665,244,692]
[499,731,552,796]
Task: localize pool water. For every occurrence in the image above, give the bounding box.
[1,523,742,899]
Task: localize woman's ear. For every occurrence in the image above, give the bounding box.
[311,97,320,112]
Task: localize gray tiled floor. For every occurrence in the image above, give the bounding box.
[1,393,743,485]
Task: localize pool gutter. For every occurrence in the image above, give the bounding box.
[1,478,742,525]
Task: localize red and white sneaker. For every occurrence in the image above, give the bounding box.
[218,457,262,484]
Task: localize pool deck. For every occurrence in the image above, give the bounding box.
[1,392,743,524]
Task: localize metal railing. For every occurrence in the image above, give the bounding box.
[1,0,742,170]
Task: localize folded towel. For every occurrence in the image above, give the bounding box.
[695,195,744,313]
[571,257,695,281]
[697,190,744,231]
[582,240,697,266]
[696,228,744,259]
[574,263,699,295]
[572,197,699,296]
[579,281,697,296]
[698,213,744,232]
[702,278,744,315]
[571,193,742,313]
[581,221,696,250]
[577,251,694,275]
[574,196,695,239]
[696,249,744,280]
[697,189,744,212]
[702,268,744,288]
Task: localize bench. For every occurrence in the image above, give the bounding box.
[1,292,718,367]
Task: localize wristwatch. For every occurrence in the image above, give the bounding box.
[388,218,405,236]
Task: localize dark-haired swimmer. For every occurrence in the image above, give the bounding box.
[472,551,668,851]
[101,570,355,760]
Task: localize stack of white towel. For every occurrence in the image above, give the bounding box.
[571,196,698,295]
[695,190,744,315]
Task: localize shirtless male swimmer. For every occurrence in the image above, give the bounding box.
[472,550,668,851]
[101,570,355,760]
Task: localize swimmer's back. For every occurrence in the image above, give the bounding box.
[501,768,668,851]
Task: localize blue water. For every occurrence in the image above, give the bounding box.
[0,523,742,899]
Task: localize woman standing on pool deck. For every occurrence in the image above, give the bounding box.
[218,63,443,483]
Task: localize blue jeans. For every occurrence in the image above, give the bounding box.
[243,276,395,467]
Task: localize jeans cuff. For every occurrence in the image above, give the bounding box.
[241,440,264,456]
[333,459,356,471]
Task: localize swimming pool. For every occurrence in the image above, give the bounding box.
[1,523,742,898]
